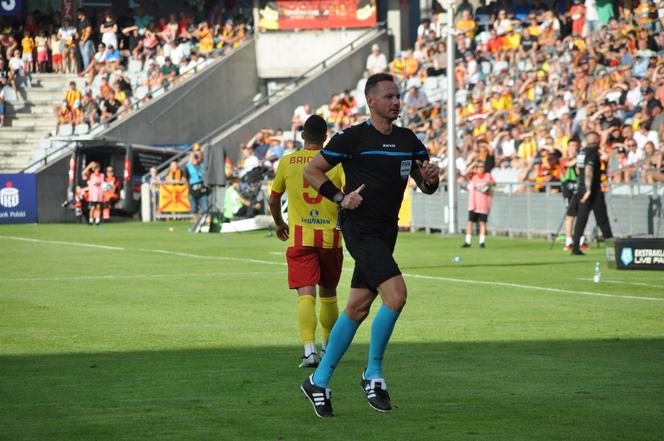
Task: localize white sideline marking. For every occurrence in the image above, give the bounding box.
[404,273,664,302]
[576,278,663,289]
[1,271,283,283]
[138,248,286,266]
[0,235,124,251]
[3,235,660,302]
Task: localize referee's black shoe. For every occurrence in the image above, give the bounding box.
[571,249,585,256]
[360,372,392,412]
[301,375,334,418]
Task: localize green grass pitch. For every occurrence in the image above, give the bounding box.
[1,222,663,441]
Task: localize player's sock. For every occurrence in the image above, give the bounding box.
[297,295,317,349]
[304,342,316,357]
[318,296,339,344]
[479,234,486,244]
[364,304,401,380]
[465,234,472,244]
[565,236,573,246]
[313,311,359,388]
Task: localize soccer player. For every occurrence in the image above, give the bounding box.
[268,115,343,368]
[571,131,613,255]
[300,73,440,417]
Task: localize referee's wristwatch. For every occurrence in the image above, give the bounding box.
[333,191,345,205]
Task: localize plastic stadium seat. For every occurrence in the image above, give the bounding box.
[134,85,149,101]
[57,124,74,136]
[75,124,90,134]
[127,58,143,73]
[455,89,469,106]
[423,77,438,91]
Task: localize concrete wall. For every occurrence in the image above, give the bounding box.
[209,30,389,163]
[102,39,260,147]
[255,29,367,78]
[37,155,76,223]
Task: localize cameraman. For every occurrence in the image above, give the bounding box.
[223,175,263,222]
[560,139,584,251]
[185,152,208,226]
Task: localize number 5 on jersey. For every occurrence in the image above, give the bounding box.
[303,178,323,204]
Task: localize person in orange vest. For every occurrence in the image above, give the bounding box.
[102,166,121,220]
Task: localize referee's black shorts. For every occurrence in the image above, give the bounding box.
[342,218,400,294]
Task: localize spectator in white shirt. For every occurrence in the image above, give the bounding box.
[291,104,312,137]
[633,121,660,151]
[366,44,388,75]
[239,145,260,177]
[625,78,642,111]
[403,85,428,110]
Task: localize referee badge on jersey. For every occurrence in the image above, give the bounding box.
[400,160,412,180]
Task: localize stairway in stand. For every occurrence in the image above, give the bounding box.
[0,73,79,173]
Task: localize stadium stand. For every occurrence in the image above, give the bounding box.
[0,4,251,172]
[231,1,664,188]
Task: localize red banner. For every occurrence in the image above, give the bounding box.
[258,0,377,31]
[61,0,75,20]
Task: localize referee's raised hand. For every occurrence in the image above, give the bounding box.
[341,184,365,210]
[416,160,439,185]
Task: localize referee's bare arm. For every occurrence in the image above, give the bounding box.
[412,160,440,195]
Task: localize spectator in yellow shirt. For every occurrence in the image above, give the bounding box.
[456,10,477,41]
[21,31,34,73]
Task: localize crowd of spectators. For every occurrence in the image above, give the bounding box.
[0,3,251,131]
[231,0,664,190]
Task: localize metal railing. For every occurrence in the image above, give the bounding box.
[411,182,663,238]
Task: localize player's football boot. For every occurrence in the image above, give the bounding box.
[479,242,486,248]
[461,243,471,248]
[301,375,334,418]
[299,352,319,368]
[360,372,392,412]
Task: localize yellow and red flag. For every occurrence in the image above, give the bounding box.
[159,184,191,212]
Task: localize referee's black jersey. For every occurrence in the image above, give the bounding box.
[576,147,601,192]
[321,120,429,223]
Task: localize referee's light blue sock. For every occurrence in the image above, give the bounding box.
[364,304,401,380]
[312,311,359,388]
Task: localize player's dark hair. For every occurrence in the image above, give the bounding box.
[364,73,395,97]
[302,115,328,143]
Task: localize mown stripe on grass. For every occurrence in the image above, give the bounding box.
[1,271,284,283]
[404,273,664,302]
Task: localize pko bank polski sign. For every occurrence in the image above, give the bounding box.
[0,174,37,224]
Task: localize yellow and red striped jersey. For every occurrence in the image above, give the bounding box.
[65,89,81,109]
[271,149,344,249]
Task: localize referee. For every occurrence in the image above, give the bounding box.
[571,131,613,255]
[300,73,440,417]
